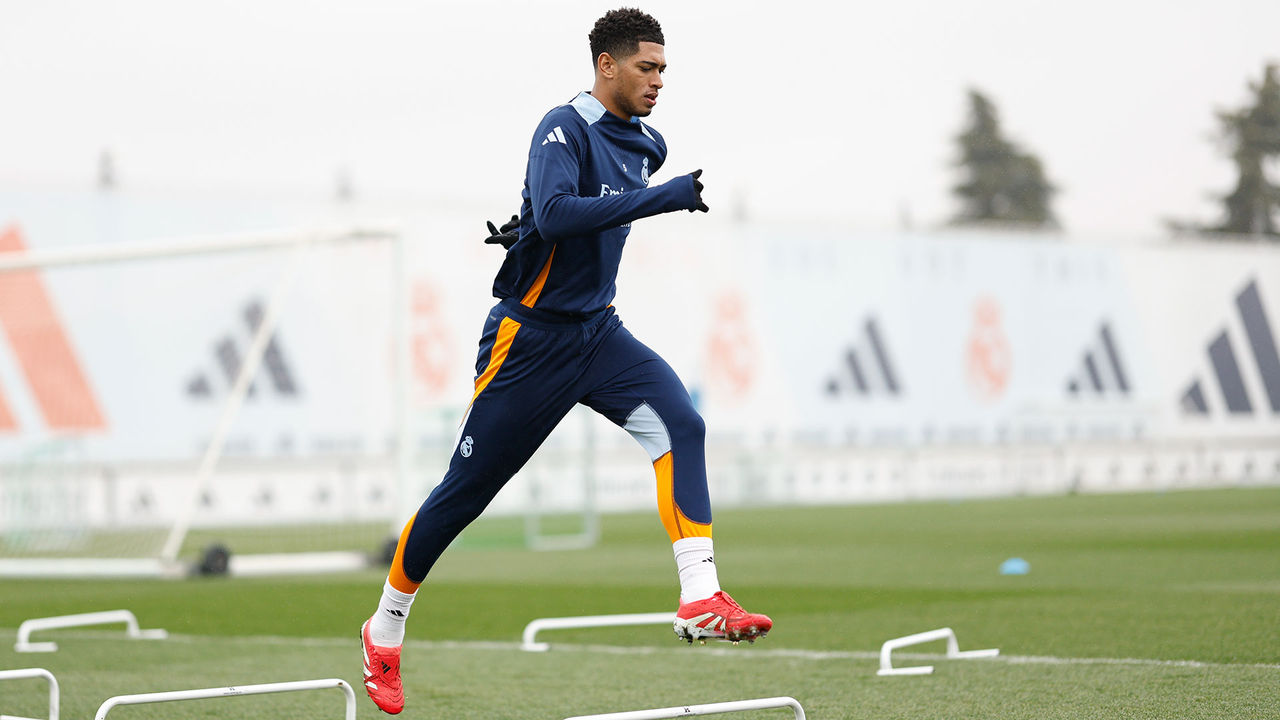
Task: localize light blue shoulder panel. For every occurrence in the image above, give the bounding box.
[570,91,606,125]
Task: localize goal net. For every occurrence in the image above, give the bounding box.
[0,223,406,577]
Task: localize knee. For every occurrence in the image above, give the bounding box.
[666,404,706,445]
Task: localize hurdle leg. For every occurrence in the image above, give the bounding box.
[15,610,167,653]
[0,667,59,720]
[878,627,999,676]
[522,612,675,652]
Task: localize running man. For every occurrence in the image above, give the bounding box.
[361,8,771,714]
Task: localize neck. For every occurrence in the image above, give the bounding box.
[588,85,628,120]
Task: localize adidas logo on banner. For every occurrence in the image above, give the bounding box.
[186,298,299,400]
[541,126,567,146]
[1065,322,1131,397]
[1179,278,1280,416]
[824,317,903,398]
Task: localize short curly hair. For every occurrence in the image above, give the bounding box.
[588,8,664,67]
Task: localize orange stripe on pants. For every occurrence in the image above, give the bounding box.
[388,512,421,594]
[654,451,712,543]
[390,317,524,592]
[469,316,521,406]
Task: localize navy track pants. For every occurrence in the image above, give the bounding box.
[389,298,711,589]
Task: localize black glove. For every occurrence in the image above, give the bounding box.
[483,214,520,249]
[688,169,709,213]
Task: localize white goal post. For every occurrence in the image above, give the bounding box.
[0,224,409,578]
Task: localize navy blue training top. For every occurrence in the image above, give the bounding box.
[492,91,700,316]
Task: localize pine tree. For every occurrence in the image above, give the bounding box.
[951,89,1057,227]
[1215,64,1280,238]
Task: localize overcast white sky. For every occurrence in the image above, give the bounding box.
[1,0,1277,236]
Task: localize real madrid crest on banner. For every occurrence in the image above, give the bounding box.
[966,296,1012,402]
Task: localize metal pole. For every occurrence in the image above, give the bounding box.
[564,696,806,720]
[522,612,675,652]
[0,667,59,720]
[94,678,355,720]
[159,236,313,564]
[0,226,396,273]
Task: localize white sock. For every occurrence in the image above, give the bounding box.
[673,536,720,603]
[369,580,415,647]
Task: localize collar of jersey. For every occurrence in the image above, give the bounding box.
[571,91,642,125]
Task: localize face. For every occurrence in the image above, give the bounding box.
[602,41,666,118]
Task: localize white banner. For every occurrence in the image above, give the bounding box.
[2,191,1277,525]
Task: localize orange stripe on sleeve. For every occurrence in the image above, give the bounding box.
[520,246,556,308]
[388,512,421,594]
[654,451,712,542]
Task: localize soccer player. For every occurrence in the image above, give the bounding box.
[360,8,771,714]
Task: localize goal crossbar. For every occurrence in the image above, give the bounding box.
[0,225,398,274]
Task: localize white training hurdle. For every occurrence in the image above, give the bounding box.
[877,627,999,676]
[93,678,356,720]
[564,696,806,720]
[521,612,675,651]
[0,668,60,720]
[15,610,168,653]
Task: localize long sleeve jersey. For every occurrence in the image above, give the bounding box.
[492,91,701,316]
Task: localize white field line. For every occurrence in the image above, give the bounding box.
[12,628,1277,673]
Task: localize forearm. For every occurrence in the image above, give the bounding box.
[534,175,697,240]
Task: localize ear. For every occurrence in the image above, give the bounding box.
[596,51,617,79]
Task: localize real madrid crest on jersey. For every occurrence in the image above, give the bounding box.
[641,156,650,185]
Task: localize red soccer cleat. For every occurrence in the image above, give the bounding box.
[673,591,772,644]
[361,619,405,714]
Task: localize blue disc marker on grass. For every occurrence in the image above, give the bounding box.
[1000,557,1030,575]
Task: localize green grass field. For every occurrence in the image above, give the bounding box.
[2,487,1278,719]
